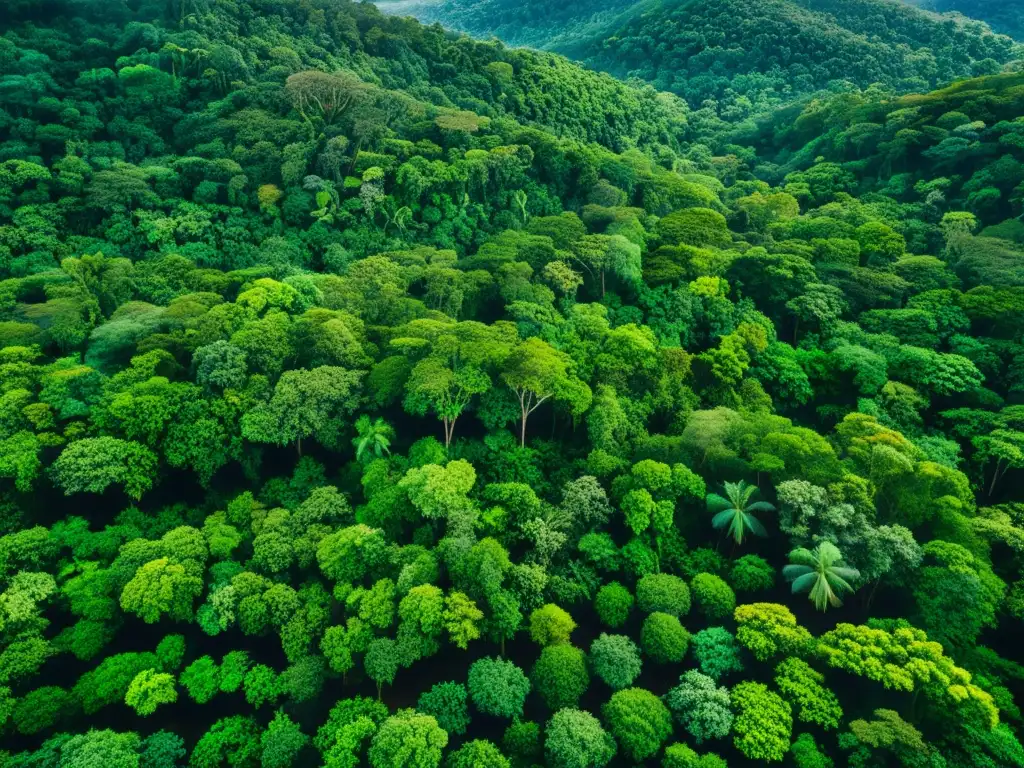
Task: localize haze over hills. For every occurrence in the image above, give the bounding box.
[376,0,1023,120]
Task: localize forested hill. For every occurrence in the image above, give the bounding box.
[377,0,1023,120]
[5,0,1024,767]
[907,0,1024,41]
[374,0,638,49]
[2,0,688,155]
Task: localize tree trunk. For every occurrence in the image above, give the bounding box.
[865,577,882,614]
[988,459,1005,497]
[296,437,303,457]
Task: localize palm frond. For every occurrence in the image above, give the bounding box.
[787,547,818,568]
[711,509,736,529]
[782,564,812,581]
[706,493,733,512]
[744,513,768,538]
[829,566,861,583]
[789,572,818,594]
[826,573,857,594]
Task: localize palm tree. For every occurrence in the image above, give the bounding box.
[708,480,774,546]
[353,416,393,462]
[783,541,860,611]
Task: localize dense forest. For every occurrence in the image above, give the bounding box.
[379,0,1023,123]
[908,0,1024,41]
[374,0,638,50]
[2,0,1024,767]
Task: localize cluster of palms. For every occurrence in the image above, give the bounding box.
[709,481,860,611]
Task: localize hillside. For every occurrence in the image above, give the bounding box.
[908,0,1024,40]
[374,0,638,49]
[3,0,1024,767]
[379,0,1023,120]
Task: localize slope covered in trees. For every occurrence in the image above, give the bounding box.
[908,0,1024,41]
[375,0,638,50]
[3,0,1024,767]
[379,0,1023,122]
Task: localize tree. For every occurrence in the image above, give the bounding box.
[913,540,1003,651]
[502,721,542,766]
[662,744,728,768]
[404,356,491,450]
[317,525,386,583]
[690,574,735,620]
[531,644,589,709]
[242,366,363,454]
[815,622,997,728]
[194,341,248,392]
[731,682,793,762]
[139,730,186,768]
[501,338,590,446]
[261,710,308,768]
[783,541,860,611]
[641,611,690,664]
[790,733,833,768]
[286,70,370,125]
[126,669,178,716]
[61,729,144,768]
[730,555,775,593]
[710,474,775,539]
[353,415,393,462]
[443,591,484,650]
[636,573,691,616]
[51,437,158,500]
[734,603,813,662]
[365,638,400,700]
[467,657,530,719]
[664,671,733,744]
[155,635,186,671]
[544,709,617,768]
[417,682,470,736]
[278,656,326,704]
[120,558,203,623]
[589,633,642,691]
[397,584,444,662]
[529,603,576,646]
[691,628,744,681]
[181,656,220,704]
[219,652,250,694]
[12,686,74,734]
[72,651,159,714]
[446,740,509,768]
[774,657,843,729]
[657,208,731,248]
[602,688,673,762]
[368,711,447,768]
[244,665,280,709]
[191,716,261,768]
[973,429,1024,496]
[594,582,633,628]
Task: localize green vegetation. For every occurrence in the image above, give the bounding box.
[1,0,1024,766]
[909,0,1024,40]
[382,0,1023,127]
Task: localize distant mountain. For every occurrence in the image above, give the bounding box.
[906,0,1024,40]
[374,0,637,49]
[378,0,1023,121]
